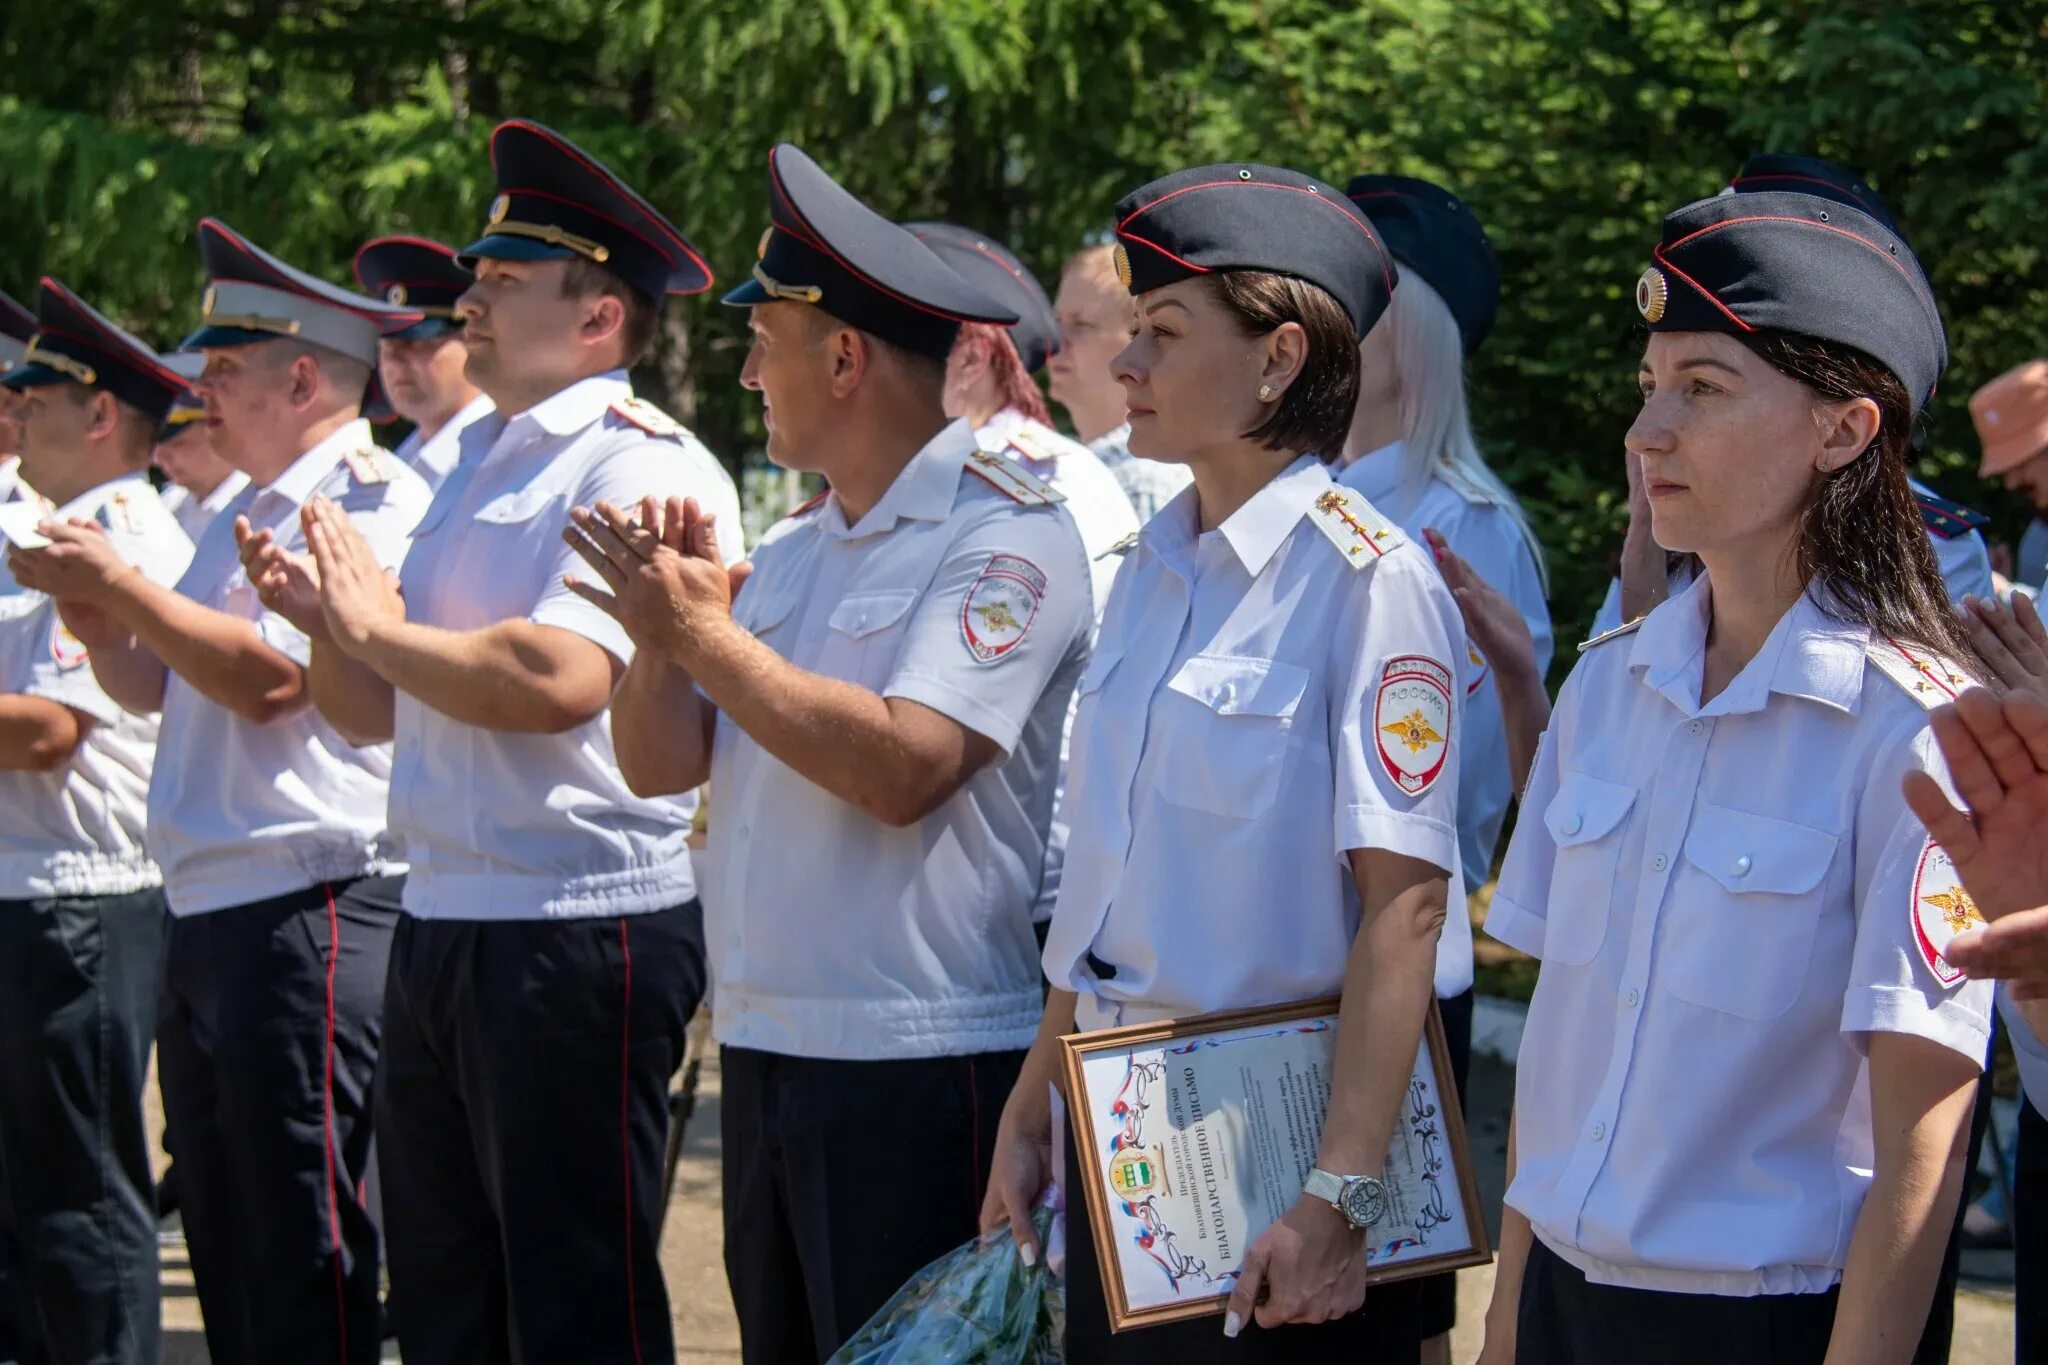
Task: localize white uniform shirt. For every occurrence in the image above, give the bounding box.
[1340,441,1553,998]
[160,470,250,545]
[149,420,431,916]
[391,392,496,492]
[702,419,1093,1061]
[1041,456,1467,1032]
[0,473,192,898]
[389,371,741,922]
[1488,576,1993,1296]
[1087,423,1194,525]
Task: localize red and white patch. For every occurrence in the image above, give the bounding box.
[50,623,86,671]
[960,554,1045,664]
[1375,655,1452,796]
[1465,641,1489,697]
[1910,838,1980,988]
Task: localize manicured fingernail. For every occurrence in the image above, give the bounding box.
[1223,1311,1242,1338]
[1020,1242,1037,1268]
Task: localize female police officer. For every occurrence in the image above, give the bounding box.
[1477,191,1994,1364]
[981,163,1467,1363]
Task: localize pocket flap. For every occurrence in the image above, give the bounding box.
[827,590,919,640]
[1544,771,1638,848]
[735,581,798,633]
[1682,803,1838,895]
[1075,646,1122,695]
[1165,653,1309,719]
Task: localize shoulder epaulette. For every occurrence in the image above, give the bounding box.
[1003,426,1055,466]
[784,488,830,521]
[966,447,1064,507]
[1866,635,1969,709]
[1576,618,1644,654]
[340,447,392,487]
[609,395,685,439]
[1916,490,1991,541]
[1096,530,1140,561]
[101,490,141,535]
[1307,486,1403,569]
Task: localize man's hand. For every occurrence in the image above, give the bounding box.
[236,516,328,641]
[7,519,130,604]
[1962,592,2048,702]
[303,496,403,653]
[561,495,733,664]
[1220,1195,1369,1336]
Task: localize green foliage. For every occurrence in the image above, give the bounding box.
[3,0,2045,648]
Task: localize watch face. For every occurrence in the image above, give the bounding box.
[1339,1177,1387,1229]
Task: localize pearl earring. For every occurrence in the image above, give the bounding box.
[1258,384,1275,401]
[1817,458,1830,472]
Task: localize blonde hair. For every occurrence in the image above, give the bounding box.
[1061,243,1122,294]
[1385,275,1546,590]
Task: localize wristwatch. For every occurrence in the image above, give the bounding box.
[1304,1167,1388,1230]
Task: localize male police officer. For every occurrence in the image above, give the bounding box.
[352,236,494,490]
[247,120,741,1365]
[0,278,193,1365]
[570,144,1092,1362]
[14,222,429,1365]
[152,352,248,542]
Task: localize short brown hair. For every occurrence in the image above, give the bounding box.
[1210,272,1360,459]
[561,257,660,366]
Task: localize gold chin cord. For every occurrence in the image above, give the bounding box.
[20,340,96,386]
[751,262,822,305]
[487,219,613,265]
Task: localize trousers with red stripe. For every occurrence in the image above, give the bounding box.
[157,874,402,1365]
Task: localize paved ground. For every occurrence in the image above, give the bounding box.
[151,1036,2018,1363]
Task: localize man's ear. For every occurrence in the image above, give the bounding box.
[85,389,122,442]
[582,292,627,350]
[827,325,866,400]
[288,353,322,409]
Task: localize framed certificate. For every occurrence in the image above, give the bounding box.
[1059,998,1490,1332]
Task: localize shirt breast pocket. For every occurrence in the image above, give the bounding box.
[1152,653,1309,821]
[1663,803,1838,1020]
[819,590,919,691]
[1539,771,1639,966]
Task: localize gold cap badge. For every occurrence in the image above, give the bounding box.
[757,226,773,260]
[1112,242,1133,290]
[201,284,217,318]
[386,284,407,306]
[489,193,511,225]
[1636,266,1668,323]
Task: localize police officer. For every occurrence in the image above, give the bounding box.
[1970,359,2048,591]
[250,120,739,1365]
[351,236,494,491]
[13,220,430,1365]
[1478,192,1990,1364]
[0,278,193,1365]
[568,142,1088,1362]
[0,290,36,505]
[152,352,248,543]
[1336,171,1549,1363]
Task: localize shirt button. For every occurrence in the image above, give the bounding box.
[1623,988,1640,1008]
[1591,1121,1607,1142]
[1733,855,1752,877]
[1688,720,1704,736]
[1651,853,1668,872]
[1562,812,1583,836]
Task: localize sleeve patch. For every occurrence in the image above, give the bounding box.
[51,623,87,671]
[1911,838,1980,989]
[1375,654,1452,795]
[960,554,1046,664]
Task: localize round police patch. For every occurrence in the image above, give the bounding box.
[51,623,86,672]
[1375,655,1452,796]
[1911,838,1980,988]
[961,554,1045,664]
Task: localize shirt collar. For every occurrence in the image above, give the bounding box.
[825,418,976,540]
[419,393,497,458]
[1629,573,1869,716]
[1216,454,1330,577]
[511,370,631,437]
[1343,439,1405,503]
[262,417,374,508]
[52,469,152,525]
[200,470,251,514]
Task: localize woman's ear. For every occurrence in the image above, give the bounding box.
[1257,320,1309,403]
[1817,394,1883,473]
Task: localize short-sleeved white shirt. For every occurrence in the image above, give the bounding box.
[1488,575,1993,1296]
[149,420,431,916]
[701,419,1093,1061]
[391,392,495,492]
[1340,442,1553,998]
[389,371,742,922]
[0,473,192,898]
[1041,455,1468,1032]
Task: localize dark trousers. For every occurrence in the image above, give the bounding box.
[157,876,400,1365]
[2019,1098,2048,1365]
[378,902,704,1365]
[1062,1122,1422,1363]
[1516,1237,1836,1364]
[0,889,165,1365]
[1415,987,1474,1339]
[722,1045,1023,1364]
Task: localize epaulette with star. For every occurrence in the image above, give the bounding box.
[966,447,1064,506]
[1915,489,1991,541]
[1577,618,1644,654]
[1095,530,1140,561]
[340,446,393,486]
[1866,636,1970,709]
[1306,486,1403,569]
[610,395,687,439]
[100,490,141,535]
[1003,427,1055,466]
